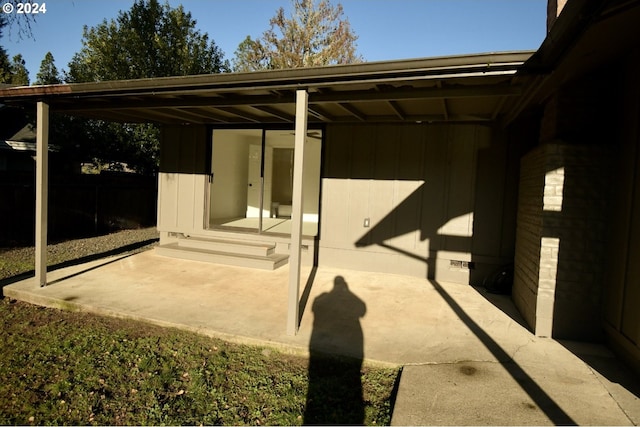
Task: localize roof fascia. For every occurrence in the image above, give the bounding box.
[0,51,533,103]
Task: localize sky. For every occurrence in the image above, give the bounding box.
[1,0,547,83]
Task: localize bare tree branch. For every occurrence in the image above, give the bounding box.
[2,0,37,41]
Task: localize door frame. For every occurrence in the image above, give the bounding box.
[205,124,324,236]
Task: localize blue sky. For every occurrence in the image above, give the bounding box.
[2,0,547,82]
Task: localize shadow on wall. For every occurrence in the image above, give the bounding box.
[354,181,438,274]
[304,276,366,425]
[354,181,486,283]
[322,123,523,287]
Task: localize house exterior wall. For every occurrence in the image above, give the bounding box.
[513,143,609,339]
[318,123,516,284]
[603,50,640,372]
[156,124,318,263]
[157,122,517,285]
[512,56,636,342]
[157,124,209,235]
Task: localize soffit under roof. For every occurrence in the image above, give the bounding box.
[0,51,533,125]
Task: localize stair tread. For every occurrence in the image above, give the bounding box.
[159,243,287,261]
[178,236,275,249]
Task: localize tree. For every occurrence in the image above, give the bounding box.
[63,0,229,175]
[67,0,228,82]
[9,54,29,85]
[233,0,361,71]
[0,16,12,83]
[233,35,269,72]
[35,51,61,85]
[1,15,32,85]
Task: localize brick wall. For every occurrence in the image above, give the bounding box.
[513,143,610,339]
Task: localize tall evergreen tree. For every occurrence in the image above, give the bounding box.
[9,54,29,85]
[35,52,61,85]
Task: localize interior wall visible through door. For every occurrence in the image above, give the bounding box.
[207,128,322,236]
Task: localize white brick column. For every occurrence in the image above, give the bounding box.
[513,143,609,339]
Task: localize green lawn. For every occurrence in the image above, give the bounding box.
[0,298,399,425]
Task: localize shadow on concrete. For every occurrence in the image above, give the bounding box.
[428,278,576,425]
[559,340,640,401]
[298,238,320,325]
[304,276,366,425]
[46,253,136,286]
[471,285,530,330]
[0,238,158,296]
[348,149,576,423]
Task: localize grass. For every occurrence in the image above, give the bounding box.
[0,298,400,425]
[0,229,400,424]
[0,228,160,282]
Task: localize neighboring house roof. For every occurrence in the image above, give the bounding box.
[0,140,37,152]
[7,123,36,143]
[0,120,58,153]
[0,51,533,126]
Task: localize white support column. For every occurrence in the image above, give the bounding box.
[287,89,308,336]
[35,101,49,287]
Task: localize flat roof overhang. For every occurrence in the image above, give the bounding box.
[0,51,534,125]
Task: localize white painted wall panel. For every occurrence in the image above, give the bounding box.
[158,173,179,229]
[176,175,197,230]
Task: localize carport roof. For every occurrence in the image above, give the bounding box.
[0,51,533,125]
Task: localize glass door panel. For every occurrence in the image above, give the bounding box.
[207,128,322,237]
[262,130,321,236]
[261,131,294,234]
[301,130,321,236]
[208,129,262,232]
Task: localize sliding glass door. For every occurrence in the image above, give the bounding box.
[207,128,321,236]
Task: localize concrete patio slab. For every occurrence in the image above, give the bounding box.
[4,249,640,425]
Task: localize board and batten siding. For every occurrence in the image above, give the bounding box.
[157,125,208,234]
[318,123,515,284]
[155,122,516,285]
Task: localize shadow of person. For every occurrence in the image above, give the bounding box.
[304,276,367,425]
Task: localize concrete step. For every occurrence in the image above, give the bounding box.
[177,236,275,257]
[155,243,288,271]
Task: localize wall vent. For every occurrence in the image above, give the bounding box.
[450,260,475,269]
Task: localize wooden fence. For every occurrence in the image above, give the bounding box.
[0,172,157,246]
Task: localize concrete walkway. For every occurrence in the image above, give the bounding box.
[4,249,640,425]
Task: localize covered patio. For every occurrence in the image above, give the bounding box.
[2,0,640,422]
[4,249,522,364]
[0,51,534,336]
